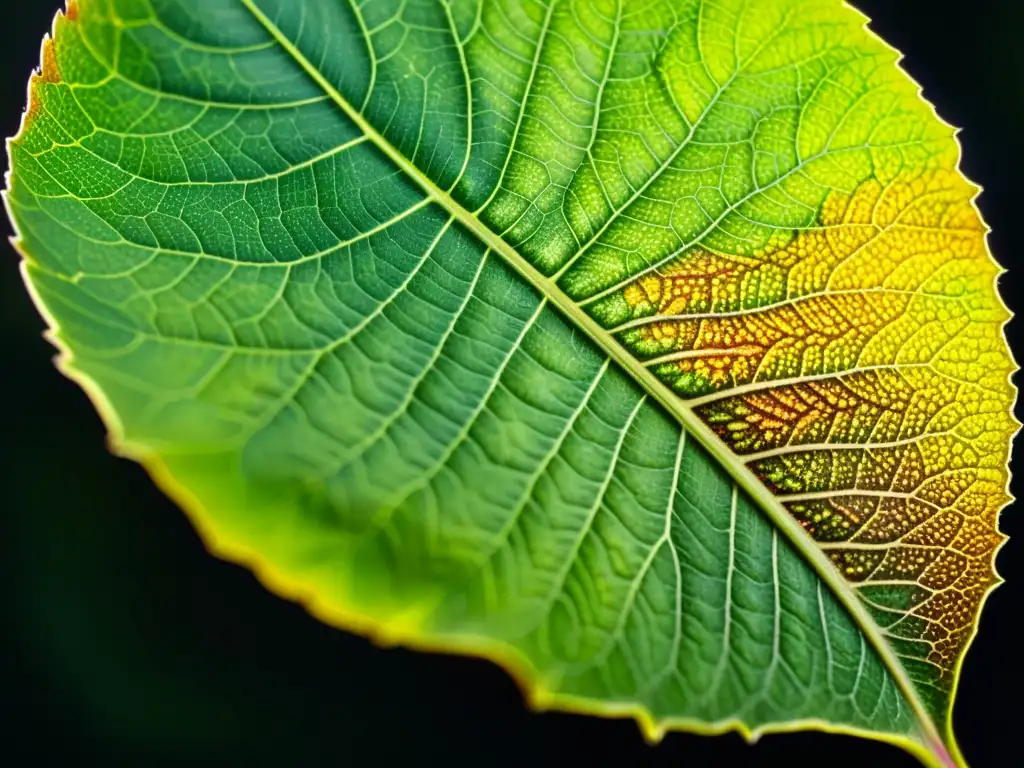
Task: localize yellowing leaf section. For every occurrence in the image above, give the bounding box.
[5,1,1018,766]
[611,167,1015,713]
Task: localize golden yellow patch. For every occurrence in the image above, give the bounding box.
[618,169,1015,683]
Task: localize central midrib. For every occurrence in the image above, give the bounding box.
[239,0,949,761]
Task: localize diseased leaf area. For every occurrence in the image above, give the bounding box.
[7,1,1015,765]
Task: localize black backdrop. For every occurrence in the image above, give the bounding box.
[2,2,1018,766]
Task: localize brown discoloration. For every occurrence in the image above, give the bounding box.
[22,38,61,131]
[20,1,83,134]
[622,169,1015,697]
[23,79,43,131]
[40,38,62,85]
[23,92,41,130]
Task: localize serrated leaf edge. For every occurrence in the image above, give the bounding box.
[7,3,1016,767]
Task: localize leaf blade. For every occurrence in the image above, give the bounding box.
[6,2,1015,766]
[239,2,993,759]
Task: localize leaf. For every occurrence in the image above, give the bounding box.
[6,1,1016,765]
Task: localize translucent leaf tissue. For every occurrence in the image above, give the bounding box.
[6,2,1017,765]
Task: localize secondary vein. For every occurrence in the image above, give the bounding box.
[238,0,948,757]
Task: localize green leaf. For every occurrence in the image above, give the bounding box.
[7,1,1016,765]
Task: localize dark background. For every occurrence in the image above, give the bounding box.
[2,2,1019,766]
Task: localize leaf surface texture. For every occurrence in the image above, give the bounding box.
[7,1,1016,765]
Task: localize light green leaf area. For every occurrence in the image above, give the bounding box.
[8,1,1016,766]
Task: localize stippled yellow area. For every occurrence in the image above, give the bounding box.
[616,169,1015,687]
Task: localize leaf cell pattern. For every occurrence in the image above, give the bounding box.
[7,1,1015,765]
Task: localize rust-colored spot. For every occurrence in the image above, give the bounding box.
[22,38,62,130]
[41,38,62,85]
[66,0,80,22]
